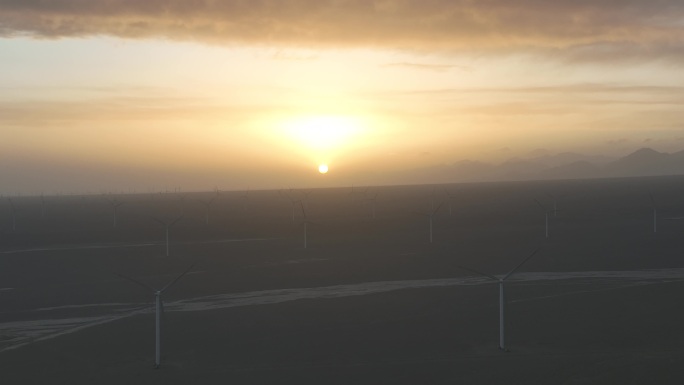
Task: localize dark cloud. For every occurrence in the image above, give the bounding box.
[1,1,684,62]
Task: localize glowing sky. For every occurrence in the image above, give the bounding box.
[2,1,684,194]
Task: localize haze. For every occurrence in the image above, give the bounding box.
[2,1,684,194]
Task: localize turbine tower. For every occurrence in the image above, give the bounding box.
[279,189,301,223]
[418,202,443,243]
[364,193,378,219]
[650,194,657,233]
[153,216,182,257]
[106,197,125,228]
[7,197,16,232]
[534,199,550,238]
[199,196,216,225]
[547,193,558,217]
[300,202,314,249]
[458,248,540,351]
[117,264,194,368]
[443,188,458,216]
[241,188,250,212]
[40,193,46,220]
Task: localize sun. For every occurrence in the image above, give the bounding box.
[318,164,329,174]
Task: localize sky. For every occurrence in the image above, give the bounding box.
[2,1,684,194]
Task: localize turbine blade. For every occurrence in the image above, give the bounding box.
[457,265,499,281]
[116,273,156,292]
[432,202,444,215]
[151,217,165,226]
[161,264,195,293]
[534,199,546,211]
[169,216,183,227]
[300,202,307,219]
[503,248,540,281]
[649,194,656,208]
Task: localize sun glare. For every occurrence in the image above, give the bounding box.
[318,164,329,174]
[283,115,362,151]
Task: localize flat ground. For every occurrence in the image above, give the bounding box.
[2,176,684,384]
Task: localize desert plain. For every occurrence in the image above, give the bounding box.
[2,176,684,384]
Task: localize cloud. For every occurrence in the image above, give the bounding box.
[607,139,629,146]
[381,62,470,72]
[1,1,684,62]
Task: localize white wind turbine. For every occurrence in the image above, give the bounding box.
[348,185,368,203]
[547,193,558,217]
[107,198,125,228]
[364,193,379,219]
[117,265,194,368]
[289,196,302,223]
[199,196,217,225]
[443,188,459,216]
[153,216,183,257]
[278,189,302,223]
[176,194,187,217]
[300,202,314,249]
[418,202,443,243]
[7,198,16,232]
[240,188,250,212]
[534,199,550,239]
[40,193,46,220]
[650,194,657,233]
[458,248,540,351]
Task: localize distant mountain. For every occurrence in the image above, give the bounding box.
[407,147,684,184]
[529,152,613,168]
[606,148,684,177]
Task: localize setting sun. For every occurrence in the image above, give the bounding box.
[318,164,329,174]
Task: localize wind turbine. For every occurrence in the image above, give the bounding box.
[443,188,459,216]
[117,264,194,368]
[289,197,302,223]
[418,202,442,243]
[177,194,187,217]
[300,202,314,249]
[279,189,301,223]
[40,193,46,220]
[7,198,16,232]
[107,198,125,228]
[364,193,379,219]
[199,196,216,225]
[348,185,368,202]
[458,248,540,351]
[430,187,439,212]
[153,216,183,257]
[547,193,558,217]
[240,188,250,212]
[534,199,550,239]
[650,194,657,233]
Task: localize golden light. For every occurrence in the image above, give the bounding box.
[282,115,363,151]
[318,164,329,174]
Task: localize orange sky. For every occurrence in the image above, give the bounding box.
[2,1,684,194]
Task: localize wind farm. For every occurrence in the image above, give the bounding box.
[2,176,684,384]
[3,1,684,383]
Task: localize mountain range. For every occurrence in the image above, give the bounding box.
[407,148,684,183]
